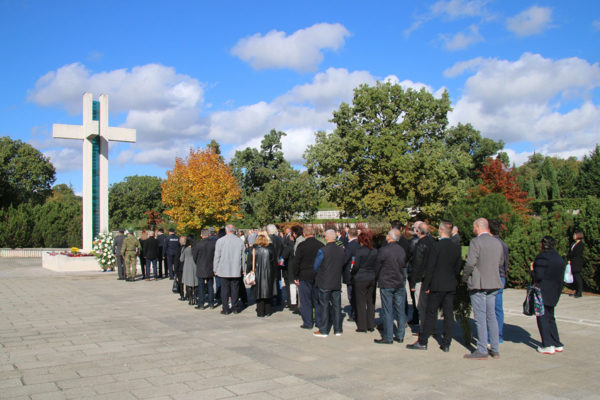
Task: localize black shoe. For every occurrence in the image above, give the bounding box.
[406,341,427,350]
[574,294,582,298]
[118,277,124,280]
[440,345,450,352]
[220,310,230,315]
[393,338,404,343]
[374,339,393,344]
[356,329,366,333]
[368,328,374,332]
[300,325,312,330]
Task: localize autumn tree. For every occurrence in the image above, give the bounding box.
[479,157,531,214]
[162,147,241,232]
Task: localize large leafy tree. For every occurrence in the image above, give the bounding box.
[231,129,319,225]
[517,153,581,200]
[162,147,241,232]
[304,82,501,221]
[32,184,82,248]
[0,136,56,208]
[479,157,531,214]
[109,175,164,229]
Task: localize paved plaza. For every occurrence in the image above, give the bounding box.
[1,258,599,400]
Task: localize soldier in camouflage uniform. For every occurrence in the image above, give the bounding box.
[121,231,141,281]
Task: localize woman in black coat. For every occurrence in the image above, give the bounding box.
[252,234,276,317]
[567,230,585,298]
[531,236,565,355]
[352,231,378,332]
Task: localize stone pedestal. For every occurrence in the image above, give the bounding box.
[42,252,105,272]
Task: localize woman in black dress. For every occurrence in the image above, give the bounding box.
[567,230,585,298]
[531,236,565,354]
[352,231,378,332]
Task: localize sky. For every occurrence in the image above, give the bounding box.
[1,0,599,194]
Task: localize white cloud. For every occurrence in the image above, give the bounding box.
[449,53,600,157]
[28,63,206,171]
[440,24,483,50]
[443,57,486,77]
[405,0,489,36]
[209,68,443,164]
[231,23,350,72]
[431,0,488,19]
[506,6,553,37]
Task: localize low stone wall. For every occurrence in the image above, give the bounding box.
[0,248,68,258]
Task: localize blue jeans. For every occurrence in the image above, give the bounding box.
[299,280,318,328]
[494,277,505,343]
[380,287,406,342]
[145,258,157,279]
[470,289,499,354]
[317,288,342,334]
[198,277,214,306]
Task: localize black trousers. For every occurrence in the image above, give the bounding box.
[573,272,583,296]
[256,298,272,317]
[238,276,248,305]
[354,280,375,331]
[220,277,240,313]
[536,305,562,348]
[420,291,455,347]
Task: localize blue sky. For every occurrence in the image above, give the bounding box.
[1,0,599,194]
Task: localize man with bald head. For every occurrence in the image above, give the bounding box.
[462,218,504,359]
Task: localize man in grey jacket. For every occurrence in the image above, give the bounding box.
[213,224,246,315]
[462,218,504,359]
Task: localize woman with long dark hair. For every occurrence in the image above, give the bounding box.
[531,236,565,354]
[567,230,585,298]
[352,231,378,332]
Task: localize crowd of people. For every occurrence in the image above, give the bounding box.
[111,218,583,358]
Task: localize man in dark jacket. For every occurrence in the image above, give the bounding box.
[408,221,462,352]
[193,229,217,309]
[313,230,346,337]
[409,223,435,333]
[294,226,324,330]
[156,228,165,278]
[164,228,180,280]
[267,224,284,306]
[281,227,296,309]
[406,222,422,324]
[142,231,160,280]
[374,229,407,344]
[343,228,360,321]
[113,229,126,280]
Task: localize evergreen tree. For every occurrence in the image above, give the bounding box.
[578,144,600,197]
[527,176,536,199]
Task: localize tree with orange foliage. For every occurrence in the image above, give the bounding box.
[161,147,241,231]
[478,157,531,214]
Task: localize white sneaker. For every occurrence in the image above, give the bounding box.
[313,331,328,338]
[335,332,343,336]
[537,346,555,354]
[554,346,564,352]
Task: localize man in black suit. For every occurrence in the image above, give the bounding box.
[409,222,435,334]
[193,229,217,309]
[407,221,462,352]
[343,228,360,321]
[294,226,324,329]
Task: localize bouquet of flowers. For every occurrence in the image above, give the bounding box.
[92,232,116,271]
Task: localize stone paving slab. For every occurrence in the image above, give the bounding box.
[1,257,599,399]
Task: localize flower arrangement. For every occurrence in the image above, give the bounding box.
[92,232,116,271]
[70,247,79,255]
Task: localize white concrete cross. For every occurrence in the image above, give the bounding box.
[53,93,136,252]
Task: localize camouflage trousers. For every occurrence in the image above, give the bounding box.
[124,252,137,279]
